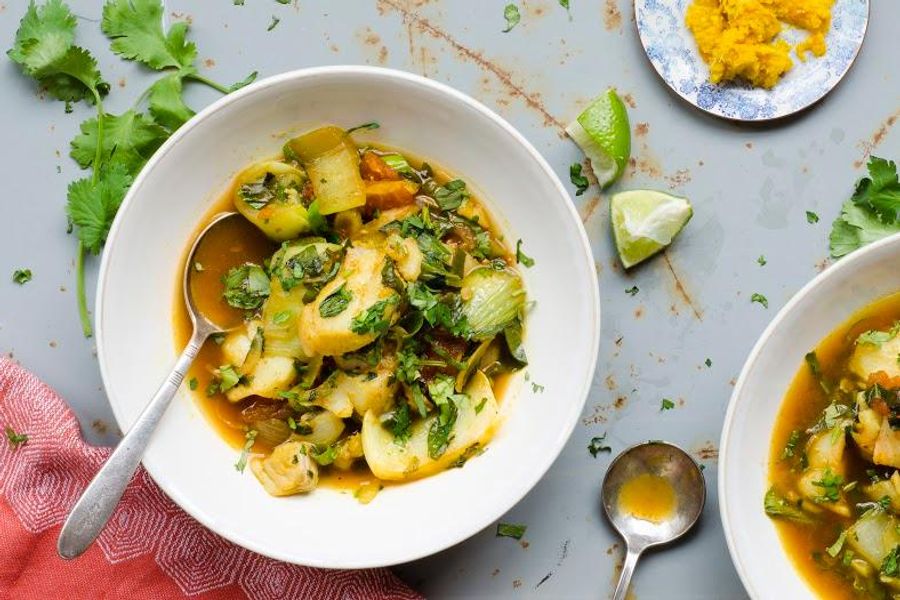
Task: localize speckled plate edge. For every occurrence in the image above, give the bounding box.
[634,0,870,122]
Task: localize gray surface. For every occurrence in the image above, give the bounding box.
[1,1,898,598]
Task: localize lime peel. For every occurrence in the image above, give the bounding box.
[566,89,631,189]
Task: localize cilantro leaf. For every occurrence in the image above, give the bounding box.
[588,433,611,457]
[8,0,76,76]
[806,210,819,224]
[569,162,589,195]
[234,429,257,472]
[12,269,32,285]
[101,0,197,70]
[515,239,534,267]
[148,71,195,130]
[830,157,900,258]
[222,263,270,310]
[70,109,168,175]
[660,398,675,411]
[66,166,133,254]
[751,293,768,309]
[502,3,520,32]
[853,157,900,223]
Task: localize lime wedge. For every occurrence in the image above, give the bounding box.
[566,89,631,188]
[610,190,692,268]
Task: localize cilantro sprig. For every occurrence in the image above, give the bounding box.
[830,157,900,258]
[8,0,257,337]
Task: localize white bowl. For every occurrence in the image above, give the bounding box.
[96,66,600,568]
[720,233,900,598]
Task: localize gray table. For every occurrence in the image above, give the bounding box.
[1,1,898,598]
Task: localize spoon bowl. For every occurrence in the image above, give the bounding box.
[57,211,249,559]
[602,441,705,600]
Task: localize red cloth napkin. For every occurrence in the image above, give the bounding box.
[0,358,421,599]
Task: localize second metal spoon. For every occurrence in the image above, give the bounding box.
[601,441,706,600]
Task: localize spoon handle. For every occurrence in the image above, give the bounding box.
[57,328,208,559]
[613,545,642,600]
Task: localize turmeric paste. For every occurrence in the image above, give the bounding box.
[685,0,834,89]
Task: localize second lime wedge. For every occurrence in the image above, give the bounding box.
[566,89,631,189]
[610,190,692,268]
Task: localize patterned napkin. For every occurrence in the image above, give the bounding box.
[0,358,421,599]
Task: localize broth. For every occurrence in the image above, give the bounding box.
[768,291,900,600]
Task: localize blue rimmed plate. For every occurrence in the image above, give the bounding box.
[635,0,870,122]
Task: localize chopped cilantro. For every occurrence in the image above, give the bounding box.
[781,430,800,460]
[516,240,535,267]
[750,293,768,309]
[5,426,28,450]
[757,255,766,266]
[272,310,292,325]
[267,15,280,31]
[660,398,675,411]
[222,263,270,309]
[625,286,639,296]
[12,269,32,285]
[502,3,521,32]
[188,377,198,391]
[531,382,544,394]
[588,433,611,457]
[806,211,819,224]
[319,284,352,318]
[234,429,257,472]
[811,467,843,503]
[704,358,712,367]
[350,295,399,335]
[882,545,900,577]
[347,121,380,134]
[496,522,527,539]
[569,163,589,195]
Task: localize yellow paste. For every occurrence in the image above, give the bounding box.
[685,0,834,89]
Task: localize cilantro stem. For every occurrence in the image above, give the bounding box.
[184,72,230,95]
[76,242,92,338]
[75,88,105,338]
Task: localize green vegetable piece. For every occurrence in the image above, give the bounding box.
[504,320,528,366]
[234,429,257,472]
[319,283,352,318]
[12,269,32,285]
[515,240,535,267]
[5,426,28,450]
[569,162,589,196]
[588,433,611,457]
[830,157,900,258]
[502,3,521,32]
[222,263,270,310]
[496,522,527,539]
[750,293,768,309]
[461,267,526,340]
[763,488,813,523]
[660,398,675,411]
[350,296,399,335]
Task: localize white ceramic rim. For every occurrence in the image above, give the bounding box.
[95,65,601,567]
[719,231,900,598]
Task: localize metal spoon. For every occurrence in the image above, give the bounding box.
[58,212,248,559]
[601,441,706,600]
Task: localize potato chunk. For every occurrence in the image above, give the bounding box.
[362,371,499,481]
[849,333,900,382]
[298,245,399,356]
[317,359,397,418]
[251,440,318,496]
[226,356,296,402]
[797,427,852,518]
